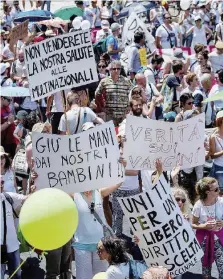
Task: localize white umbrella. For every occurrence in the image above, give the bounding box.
[1,87,30,97]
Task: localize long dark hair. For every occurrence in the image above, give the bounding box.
[101,236,129,265]
[2,154,11,171]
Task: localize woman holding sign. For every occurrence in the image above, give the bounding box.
[192,177,223,279]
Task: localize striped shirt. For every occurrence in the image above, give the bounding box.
[95,75,132,119]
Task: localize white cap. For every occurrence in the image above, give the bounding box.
[82,122,95,131]
[216,110,223,120]
[0,62,10,75]
[194,15,202,21]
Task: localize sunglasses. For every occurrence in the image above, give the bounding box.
[98,65,106,68]
[111,68,121,71]
[165,17,171,20]
[4,98,12,102]
[90,202,95,214]
[175,197,186,203]
[132,90,142,95]
[210,187,219,192]
[186,101,194,105]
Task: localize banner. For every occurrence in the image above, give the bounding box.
[124,114,205,171]
[118,175,203,277]
[9,20,29,52]
[32,122,125,193]
[24,30,98,101]
[122,12,156,53]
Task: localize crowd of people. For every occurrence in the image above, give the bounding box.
[1,0,223,279]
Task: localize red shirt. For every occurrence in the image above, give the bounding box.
[1,106,16,145]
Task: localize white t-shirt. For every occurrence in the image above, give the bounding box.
[96,29,112,42]
[51,91,68,113]
[119,175,139,191]
[209,84,223,110]
[10,59,25,78]
[209,51,223,73]
[2,169,16,193]
[1,192,26,253]
[156,24,177,49]
[21,97,38,110]
[106,263,130,279]
[144,67,156,85]
[73,190,106,244]
[59,107,97,134]
[2,44,14,59]
[192,198,223,226]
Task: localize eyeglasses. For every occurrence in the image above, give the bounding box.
[186,101,194,105]
[111,68,121,71]
[98,65,106,68]
[132,91,142,95]
[175,197,186,203]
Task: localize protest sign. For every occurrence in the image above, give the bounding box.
[24,30,98,101]
[32,121,125,193]
[118,175,203,277]
[124,113,205,171]
[9,20,29,52]
[122,12,155,53]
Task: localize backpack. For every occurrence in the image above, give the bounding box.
[93,37,108,63]
[129,259,148,279]
[160,78,174,113]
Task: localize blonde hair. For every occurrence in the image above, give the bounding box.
[171,187,191,216]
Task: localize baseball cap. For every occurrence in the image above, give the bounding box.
[82,122,95,131]
[32,122,52,133]
[173,48,184,59]
[216,110,223,120]
[16,110,28,120]
[0,62,10,75]
[215,41,223,49]
[194,15,202,21]
[101,20,109,29]
[111,23,122,32]
[163,111,176,122]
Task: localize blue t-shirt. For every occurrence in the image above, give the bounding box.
[106,34,120,60]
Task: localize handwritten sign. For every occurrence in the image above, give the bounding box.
[32,122,125,193]
[124,114,205,170]
[122,12,155,53]
[118,175,203,277]
[9,20,29,52]
[24,30,98,101]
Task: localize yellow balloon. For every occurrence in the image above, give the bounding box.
[19,188,78,250]
[93,272,106,279]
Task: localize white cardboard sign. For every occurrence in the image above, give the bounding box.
[118,175,203,277]
[24,30,98,101]
[32,122,125,193]
[124,113,205,171]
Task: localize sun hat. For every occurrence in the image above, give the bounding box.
[216,110,223,120]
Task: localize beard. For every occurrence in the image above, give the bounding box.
[133,109,142,116]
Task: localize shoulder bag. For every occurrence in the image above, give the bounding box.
[1,200,8,264]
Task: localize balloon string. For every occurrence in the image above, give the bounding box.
[8,248,35,279]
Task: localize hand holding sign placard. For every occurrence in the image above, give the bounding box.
[118,175,203,277]
[24,30,98,101]
[32,122,125,193]
[124,114,205,170]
